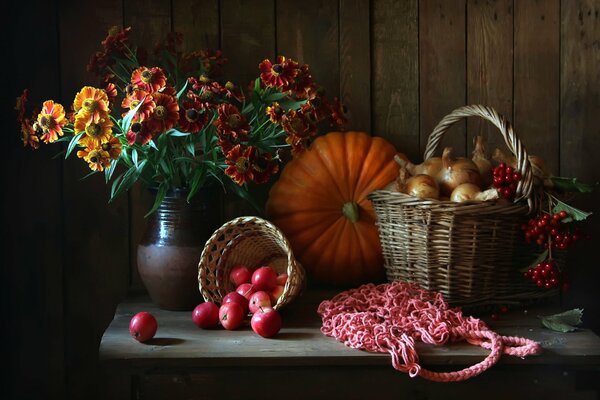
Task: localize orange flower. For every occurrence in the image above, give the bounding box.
[266,102,284,124]
[131,66,167,93]
[20,119,40,149]
[214,104,249,139]
[281,110,316,139]
[126,121,153,145]
[76,147,111,172]
[179,101,208,133]
[121,89,155,121]
[74,114,113,148]
[37,100,66,143]
[145,93,179,134]
[251,152,279,184]
[105,83,118,103]
[72,86,110,124]
[101,136,122,160]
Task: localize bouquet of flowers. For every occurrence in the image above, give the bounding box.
[15,26,346,214]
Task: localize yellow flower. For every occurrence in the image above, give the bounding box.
[76,147,111,172]
[37,100,66,143]
[74,114,113,148]
[100,136,122,160]
[72,86,110,124]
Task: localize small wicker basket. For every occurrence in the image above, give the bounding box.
[368,105,555,307]
[198,216,305,309]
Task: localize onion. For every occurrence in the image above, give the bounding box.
[450,184,500,203]
[394,154,443,178]
[405,174,439,199]
[472,136,493,188]
[384,166,409,192]
[437,147,482,196]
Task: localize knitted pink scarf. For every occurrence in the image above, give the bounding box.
[318,281,542,382]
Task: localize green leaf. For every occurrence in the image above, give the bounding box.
[105,159,119,183]
[279,98,308,111]
[110,161,147,202]
[185,141,195,157]
[254,77,261,93]
[176,79,189,100]
[265,92,287,102]
[132,148,139,167]
[65,132,84,159]
[225,179,262,214]
[519,249,549,272]
[145,182,168,217]
[148,140,158,151]
[538,309,584,333]
[187,167,207,202]
[167,129,191,137]
[54,136,73,143]
[121,94,146,134]
[550,176,599,193]
[79,170,98,181]
[552,197,592,222]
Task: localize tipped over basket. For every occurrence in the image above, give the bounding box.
[198,216,305,309]
[368,105,553,307]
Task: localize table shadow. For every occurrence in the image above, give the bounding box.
[144,337,186,346]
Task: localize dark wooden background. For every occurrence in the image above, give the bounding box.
[3,0,599,398]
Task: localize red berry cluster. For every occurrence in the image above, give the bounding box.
[524,260,561,289]
[521,210,582,250]
[492,163,522,199]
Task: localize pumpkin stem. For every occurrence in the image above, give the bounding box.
[342,202,360,223]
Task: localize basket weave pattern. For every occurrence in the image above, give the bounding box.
[369,105,553,306]
[198,216,305,309]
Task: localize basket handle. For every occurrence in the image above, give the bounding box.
[423,105,534,209]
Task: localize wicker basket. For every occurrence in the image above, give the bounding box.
[198,216,305,309]
[368,105,555,307]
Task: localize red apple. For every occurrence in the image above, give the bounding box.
[129,312,158,342]
[223,291,249,314]
[236,283,255,299]
[252,266,278,291]
[219,303,244,330]
[229,264,253,286]
[276,273,288,286]
[271,285,285,304]
[249,290,272,314]
[251,307,282,338]
[192,302,219,329]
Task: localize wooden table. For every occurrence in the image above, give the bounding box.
[100,290,600,399]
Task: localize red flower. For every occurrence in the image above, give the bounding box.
[281,110,317,138]
[145,93,179,134]
[266,102,285,124]
[290,64,316,98]
[189,74,214,92]
[126,121,153,145]
[102,26,131,55]
[221,81,244,103]
[15,89,28,122]
[214,104,249,139]
[225,145,255,185]
[286,133,312,156]
[327,97,348,129]
[178,101,208,133]
[131,66,167,93]
[259,56,299,89]
[251,152,279,184]
[199,49,227,77]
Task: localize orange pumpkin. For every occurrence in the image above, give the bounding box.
[266,131,398,285]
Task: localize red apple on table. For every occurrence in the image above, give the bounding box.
[249,291,272,314]
[219,303,244,330]
[252,266,278,291]
[129,311,158,342]
[229,264,253,286]
[271,285,285,304]
[223,291,249,314]
[251,307,282,338]
[236,283,256,300]
[276,273,288,286]
[192,302,220,329]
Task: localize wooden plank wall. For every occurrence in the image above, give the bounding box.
[4,0,599,398]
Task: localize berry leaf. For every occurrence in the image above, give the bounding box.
[552,198,592,222]
[520,249,548,272]
[550,176,598,193]
[538,308,584,333]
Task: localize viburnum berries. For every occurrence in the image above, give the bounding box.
[492,162,521,199]
[524,260,561,289]
[521,211,583,250]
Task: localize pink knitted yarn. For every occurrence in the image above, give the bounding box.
[317,281,542,382]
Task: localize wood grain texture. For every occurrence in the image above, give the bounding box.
[560,0,600,333]
[276,0,340,101]
[100,294,600,368]
[58,1,127,399]
[372,0,420,160]
[6,0,64,398]
[514,0,559,174]
[466,0,514,156]
[419,0,467,160]
[173,0,220,52]
[340,0,371,132]
[124,0,172,292]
